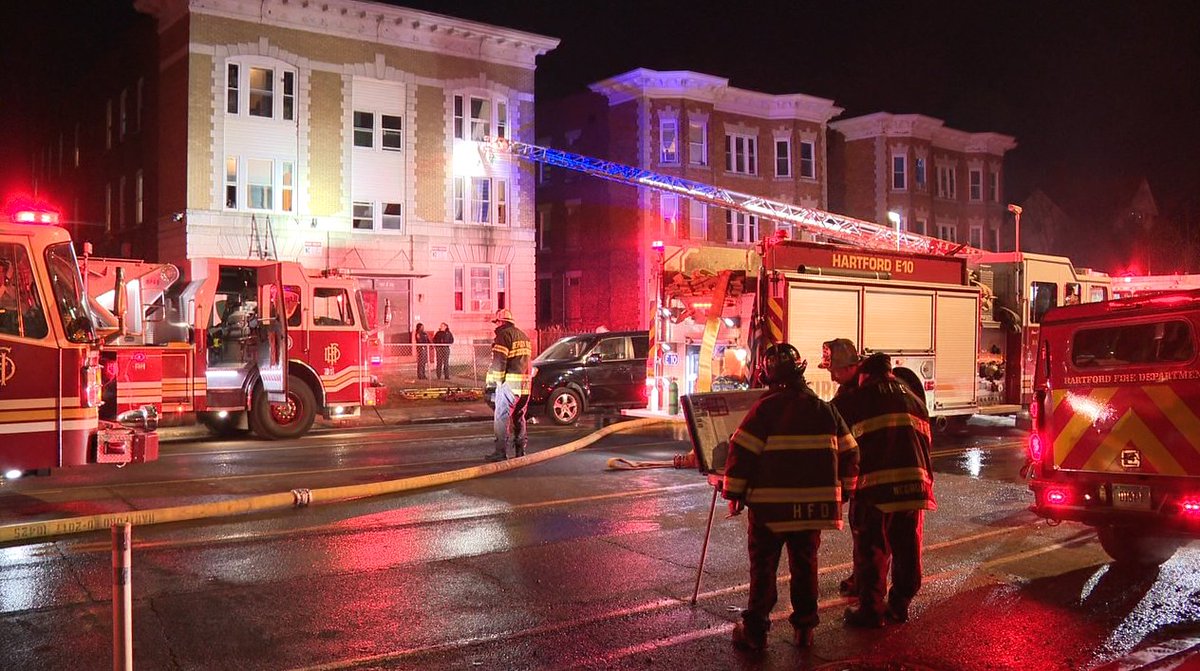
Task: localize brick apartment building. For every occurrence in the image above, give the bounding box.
[34,0,557,346]
[828,112,1016,253]
[535,69,844,333]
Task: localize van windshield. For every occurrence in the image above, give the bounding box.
[537,337,594,362]
[1072,320,1194,367]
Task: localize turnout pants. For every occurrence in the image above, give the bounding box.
[742,508,822,636]
[852,503,924,616]
[492,382,529,455]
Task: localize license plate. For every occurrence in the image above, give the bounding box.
[1112,484,1152,510]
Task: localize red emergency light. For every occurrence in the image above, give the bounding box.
[1044,488,1068,505]
[1180,499,1200,516]
[12,209,60,225]
[1028,432,1044,461]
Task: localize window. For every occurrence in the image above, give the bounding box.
[312,288,354,327]
[246,159,273,209]
[455,177,508,225]
[937,166,957,199]
[496,180,508,225]
[470,97,490,141]
[1073,320,1195,368]
[453,179,464,221]
[911,218,927,236]
[381,203,403,231]
[496,102,507,139]
[352,202,373,230]
[595,336,632,361]
[688,121,707,166]
[135,170,143,225]
[775,139,791,177]
[991,228,999,252]
[660,118,679,164]
[989,172,999,202]
[799,140,815,179]
[453,264,507,313]
[282,71,295,121]
[969,225,982,249]
[725,133,758,175]
[119,89,128,140]
[381,115,402,150]
[281,162,294,212]
[1090,286,1108,302]
[536,277,552,323]
[227,64,239,114]
[536,208,551,251]
[937,223,956,242]
[892,155,907,190]
[970,169,983,201]
[454,94,507,141]
[1029,281,1057,324]
[661,194,679,236]
[0,243,49,339]
[353,111,373,147]
[915,158,926,188]
[453,95,464,139]
[725,211,759,244]
[688,200,707,240]
[225,156,238,209]
[248,67,273,117]
[471,177,490,223]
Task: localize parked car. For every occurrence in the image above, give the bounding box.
[487,330,651,425]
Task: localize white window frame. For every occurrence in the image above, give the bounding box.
[454,176,509,226]
[969,225,983,248]
[226,156,294,212]
[989,172,999,202]
[660,118,679,164]
[938,223,957,242]
[352,201,404,233]
[688,121,707,166]
[454,263,508,313]
[725,210,759,244]
[725,133,758,175]
[352,201,374,230]
[280,161,294,213]
[892,154,907,191]
[246,158,274,210]
[353,111,374,148]
[775,139,792,178]
[915,157,927,189]
[911,218,927,236]
[688,200,707,240]
[661,194,680,236]
[225,59,297,123]
[937,166,957,199]
[799,140,815,179]
[969,169,983,201]
[225,156,238,209]
[453,93,509,141]
[351,109,404,153]
[536,207,551,251]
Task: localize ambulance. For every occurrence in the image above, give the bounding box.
[0,202,157,479]
[1027,289,1200,565]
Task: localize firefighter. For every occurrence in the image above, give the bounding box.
[840,352,936,628]
[819,337,863,598]
[723,343,859,651]
[484,308,532,462]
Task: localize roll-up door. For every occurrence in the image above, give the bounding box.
[934,291,979,410]
[863,289,934,352]
[788,283,860,399]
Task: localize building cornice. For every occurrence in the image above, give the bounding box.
[135,0,560,69]
[589,68,843,123]
[831,112,1017,155]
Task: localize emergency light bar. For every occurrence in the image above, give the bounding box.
[12,209,60,225]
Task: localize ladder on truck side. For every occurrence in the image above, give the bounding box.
[486,138,987,257]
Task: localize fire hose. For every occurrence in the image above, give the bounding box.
[606,452,698,470]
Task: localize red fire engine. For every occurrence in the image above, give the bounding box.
[1028,290,1200,565]
[84,255,387,440]
[0,202,157,479]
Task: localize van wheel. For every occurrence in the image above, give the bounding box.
[250,374,317,440]
[547,387,583,425]
[198,411,246,438]
[1097,526,1183,566]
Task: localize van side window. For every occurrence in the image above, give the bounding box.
[594,337,630,361]
[1071,320,1194,367]
[1030,282,1057,324]
[632,335,650,358]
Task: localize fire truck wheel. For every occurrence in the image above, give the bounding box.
[250,374,317,440]
[198,411,246,437]
[547,387,583,425]
[1097,526,1183,566]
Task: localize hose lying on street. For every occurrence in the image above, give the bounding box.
[606,452,698,470]
[0,417,672,545]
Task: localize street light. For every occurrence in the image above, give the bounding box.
[1007,204,1023,254]
[887,211,902,251]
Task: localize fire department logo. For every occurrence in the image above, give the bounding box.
[324,342,342,366]
[1120,449,1142,470]
[0,347,15,386]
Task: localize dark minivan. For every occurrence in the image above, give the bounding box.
[529,330,651,424]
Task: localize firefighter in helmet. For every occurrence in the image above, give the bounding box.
[723,343,859,651]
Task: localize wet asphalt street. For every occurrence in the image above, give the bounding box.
[1,417,1198,670]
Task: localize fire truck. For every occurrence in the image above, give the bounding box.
[1027,290,1200,565]
[488,139,1112,425]
[84,255,387,440]
[0,203,157,479]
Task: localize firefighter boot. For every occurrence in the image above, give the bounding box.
[484,445,507,462]
[843,607,885,629]
[514,442,526,458]
[731,622,766,651]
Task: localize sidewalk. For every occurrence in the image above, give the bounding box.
[157,393,493,442]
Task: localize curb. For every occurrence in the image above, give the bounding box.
[157,410,493,442]
[1093,637,1200,670]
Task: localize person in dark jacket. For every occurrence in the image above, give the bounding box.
[723,343,859,651]
[839,352,936,628]
[820,337,863,598]
[414,323,431,380]
[484,309,532,461]
[433,322,454,380]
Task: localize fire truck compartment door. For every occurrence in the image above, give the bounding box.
[786,283,860,401]
[256,264,289,403]
[934,292,979,410]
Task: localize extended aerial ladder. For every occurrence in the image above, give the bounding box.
[487,138,987,258]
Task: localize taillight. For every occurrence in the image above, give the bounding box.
[81,363,102,408]
[1181,499,1200,516]
[1028,432,1044,461]
[1044,488,1069,505]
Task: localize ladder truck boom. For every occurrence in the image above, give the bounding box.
[488,138,985,257]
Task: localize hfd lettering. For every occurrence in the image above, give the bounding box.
[793,502,833,520]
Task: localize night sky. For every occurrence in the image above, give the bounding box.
[3,1,1198,224]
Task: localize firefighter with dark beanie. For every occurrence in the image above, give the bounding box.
[840,352,936,628]
[722,343,859,651]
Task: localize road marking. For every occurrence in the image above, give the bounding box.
[930,439,1025,458]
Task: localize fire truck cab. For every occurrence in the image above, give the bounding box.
[0,206,157,479]
[87,256,386,440]
[1027,289,1200,565]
